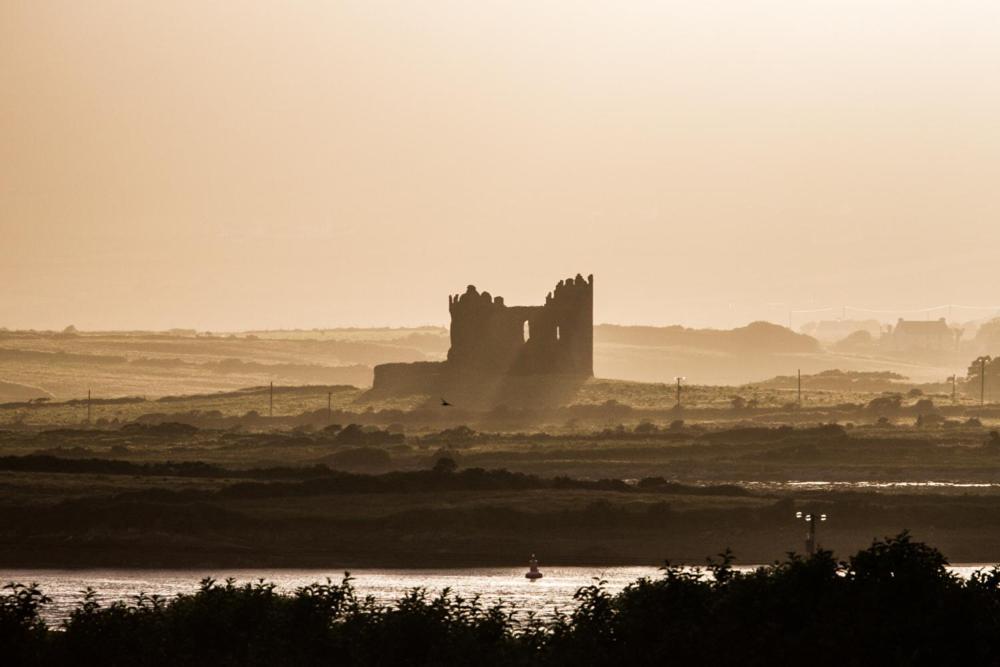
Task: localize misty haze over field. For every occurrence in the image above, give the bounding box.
[7,5,1000,664]
[1,317,996,402]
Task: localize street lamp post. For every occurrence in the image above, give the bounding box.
[795,510,828,556]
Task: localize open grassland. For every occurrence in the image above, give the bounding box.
[0,385,430,428]
[2,376,989,433]
[2,420,1000,566]
[5,460,1000,566]
[0,328,449,400]
[3,418,1000,481]
[3,371,1000,568]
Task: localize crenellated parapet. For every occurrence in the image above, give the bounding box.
[449,285,508,313]
[546,273,594,305]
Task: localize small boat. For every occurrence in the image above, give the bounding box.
[525,554,543,580]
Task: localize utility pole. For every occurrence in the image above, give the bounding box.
[952,374,957,404]
[673,377,685,409]
[87,388,91,425]
[982,359,987,409]
[269,381,274,418]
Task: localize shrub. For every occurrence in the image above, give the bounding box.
[633,421,658,435]
[866,394,902,415]
[5,534,1000,665]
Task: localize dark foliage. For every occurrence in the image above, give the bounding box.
[328,446,393,471]
[0,455,748,498]
[119,422,199,436]
[697,423,846,443]
[0,455,226,478]
[3,534,996,665]
[867,394,903,416]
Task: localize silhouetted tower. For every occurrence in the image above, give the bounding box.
[445,274,594,376]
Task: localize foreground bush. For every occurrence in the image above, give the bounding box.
[4,533,1000,665]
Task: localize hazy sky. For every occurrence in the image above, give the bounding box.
[3,1,1000,331]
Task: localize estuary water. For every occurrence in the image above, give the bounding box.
[2,566,657,624]
[3,565,995,625]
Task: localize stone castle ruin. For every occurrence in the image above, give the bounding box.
[372,274,593,402]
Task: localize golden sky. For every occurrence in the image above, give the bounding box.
[3,1,999,330]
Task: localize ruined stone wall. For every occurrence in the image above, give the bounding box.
[371,274,593,396]
[447,274,593,377]
[446,287,529,373]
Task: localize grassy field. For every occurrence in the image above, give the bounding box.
[3,353,999,568]
[2,374,987,432]
[0,328,448,400]
[2,415,1000,567]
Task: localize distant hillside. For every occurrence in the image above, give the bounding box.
[0,380,52,403]
[0,328,449,400]
[593,322,825,384]
[0,324,956,398]
[596,322,820,353]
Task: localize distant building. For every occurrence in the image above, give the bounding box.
[887,318,958,351]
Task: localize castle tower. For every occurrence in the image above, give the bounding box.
[372,274,593,395]
[446,274,593,377]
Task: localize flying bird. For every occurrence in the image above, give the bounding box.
[441,398,452,407]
